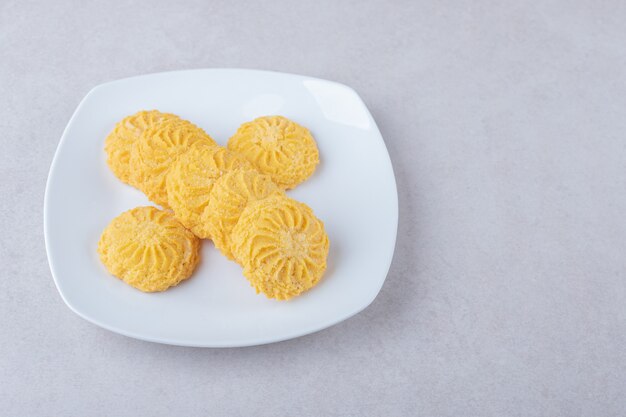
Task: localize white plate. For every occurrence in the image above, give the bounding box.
[44,69,398,347]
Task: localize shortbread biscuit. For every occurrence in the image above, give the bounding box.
[98,206,200,292]
[227,116,319,189]
[129,119,216,208]
[231,196,329,300]
[205,169,283,260]
[105,110,179,185]
[166,143,251,238]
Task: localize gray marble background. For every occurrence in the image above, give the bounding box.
[1,1,625,416]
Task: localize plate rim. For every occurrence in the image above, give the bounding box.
[44,68,398,347]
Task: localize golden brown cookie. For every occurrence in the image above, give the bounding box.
[129,119,216,208]
[104,110,180,185]
[204,169,283,260]
[231,196,329,300]
[166,143,252,238]
[97,206,200,292]
[227,116,319,189]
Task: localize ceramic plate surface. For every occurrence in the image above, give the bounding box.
[44,69,397,347]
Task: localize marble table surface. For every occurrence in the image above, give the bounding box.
[1,1,624,416]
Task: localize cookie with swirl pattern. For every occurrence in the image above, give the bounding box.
[166,143,251,238]
[98,206,200,292]
[105,110,180,185]
[204,169,283,260]
[227,116,319,189]
[231,196,329,300]
[129,119,216,208]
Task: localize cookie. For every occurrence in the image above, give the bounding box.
[97,206,200,292]
[204,169,283,260]
[231,196,329,300]
[129,119,216,208]
[166,143,252,238]
[227,116,319,189]
[104,110,179,185]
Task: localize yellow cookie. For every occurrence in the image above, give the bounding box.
[231,196,329,300]
[97,206,200,292]
[129,119,216,208]
[204,169,283,260]
[227,116,320,189]
[104,110,180,185]
[166,143,252,238]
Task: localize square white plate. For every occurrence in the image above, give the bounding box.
[44,69,397,347]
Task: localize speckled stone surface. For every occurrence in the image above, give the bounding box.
[1,1,625,415]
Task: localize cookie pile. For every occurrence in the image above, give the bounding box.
[98,111,329,300]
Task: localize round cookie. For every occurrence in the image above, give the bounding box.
[129,119,216,208]
[166,143,252,238]
[227,116,320,189]
[97,206,200,292]
[204,169,283,260]
[231,196,329,300]
[104,110,179,185]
